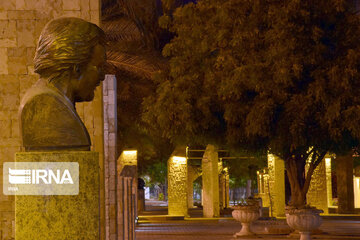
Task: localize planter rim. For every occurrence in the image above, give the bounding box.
[285,206,323,215]
[231,205,260,211]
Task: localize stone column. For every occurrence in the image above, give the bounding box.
[225,171,230,208]
[325,157,333,208]
[117,150,137,240]
[219,163,229,209]
[307,158,328,213]
[267,154,285,217]
[219,173,225,209]
[258,169,271,209]
[187,165,201,208]
[168,147,188,216]
[187,166,194,208]
[336,153,354,214]
[246,180,252,198]
[202,144,220,218]
[103,74,117,240]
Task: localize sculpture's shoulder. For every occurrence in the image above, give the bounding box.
[19,84,90,151]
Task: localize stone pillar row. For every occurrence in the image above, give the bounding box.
[168,145,230,218]
[258,153,354,217]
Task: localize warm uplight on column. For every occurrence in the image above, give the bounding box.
[121,150,137,165]
[123,150,137,156]
[354,177,360,208]
[325,157,333,207]
[267,153,274,166]
[172,156,186,164]
[168,155,188,216]
[325,158,331,168]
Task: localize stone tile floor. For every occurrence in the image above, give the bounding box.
[137,201,360,240]
[136,219,360,239]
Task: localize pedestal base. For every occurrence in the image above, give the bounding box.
[15,151,100,240]
[234,223,258,238]
[299,232,311,240]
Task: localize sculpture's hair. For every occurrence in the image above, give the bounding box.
[34,17,106,81]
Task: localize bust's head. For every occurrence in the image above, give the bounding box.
[34,17,106,102]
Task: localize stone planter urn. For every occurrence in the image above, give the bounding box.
[232,204,260,237]
[285,207,323,240]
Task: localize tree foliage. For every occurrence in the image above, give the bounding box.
[101,0,193,167]
[143,0,360,207]
[140,161,167,186]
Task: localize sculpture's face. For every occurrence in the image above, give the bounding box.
[75,44,106,102]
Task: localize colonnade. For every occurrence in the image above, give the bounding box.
[167,145,230,217]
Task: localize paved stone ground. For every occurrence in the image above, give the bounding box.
[136,201,360,240]
[136,219,360,240]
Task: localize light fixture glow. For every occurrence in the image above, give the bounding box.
[172,156,186,164]
[325,158,331,168]
[123,150,137,156]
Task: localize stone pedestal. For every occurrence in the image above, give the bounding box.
[168,154,188,216]
[202,144,220,218]
[15,151,99,240]
[336,153,354,214]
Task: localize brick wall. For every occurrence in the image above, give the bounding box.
[0,1,103,239]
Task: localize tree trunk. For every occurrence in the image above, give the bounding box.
[285,150,326,208]
[286,157,308,208]
[288,185,306,207]
[246,180,252,198]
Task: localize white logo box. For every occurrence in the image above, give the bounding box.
[3,162,79,195]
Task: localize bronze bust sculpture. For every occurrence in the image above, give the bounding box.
[19,18,106,151]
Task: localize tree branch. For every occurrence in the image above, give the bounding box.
[302,162,314,195]
[313,151,327,169]
[286,158,299,192]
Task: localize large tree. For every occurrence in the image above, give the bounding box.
[143,0,360,208]
[101,0,194,167]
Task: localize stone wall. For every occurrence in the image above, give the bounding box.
[0,1,103,239]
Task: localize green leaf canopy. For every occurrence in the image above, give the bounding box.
[143,0,360,158]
